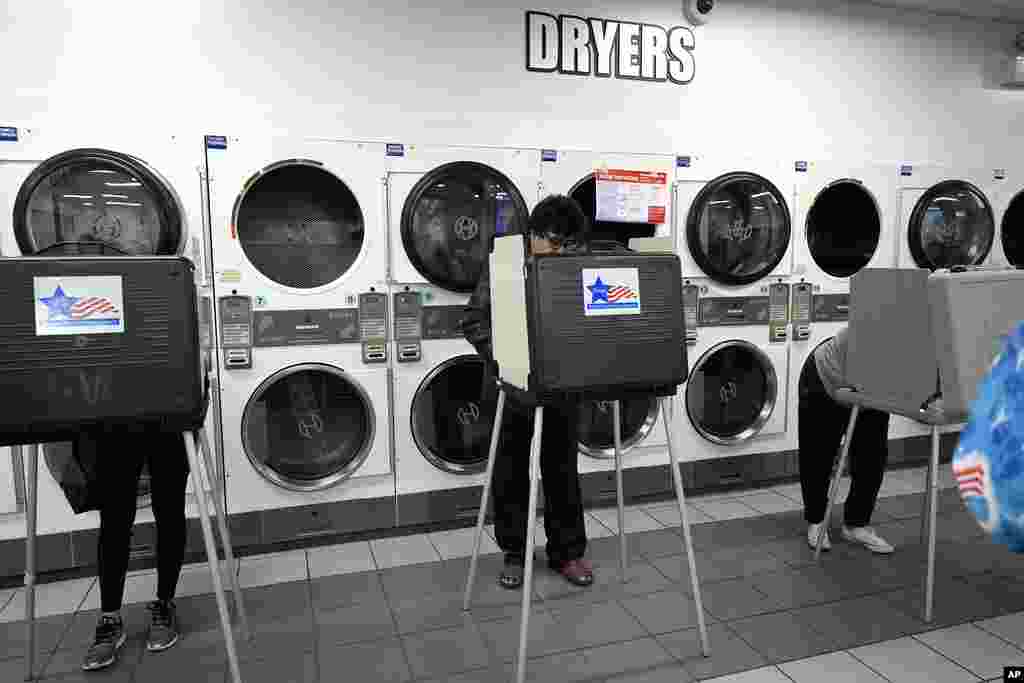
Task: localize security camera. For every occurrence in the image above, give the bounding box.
[684,0,714,26]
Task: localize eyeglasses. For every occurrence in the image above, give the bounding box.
[532,232,582,251]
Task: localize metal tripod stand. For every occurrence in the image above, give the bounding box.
[462,388,710,683]
[21,427,251,682]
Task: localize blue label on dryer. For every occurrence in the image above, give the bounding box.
[0,127,17,141]
[541,149,558,162]
[795,161,808,172]
[206,135,227,150]
[676,155,691,168]
[995,169,1007,180]
[900,165,913,177]
[386,143,404,157]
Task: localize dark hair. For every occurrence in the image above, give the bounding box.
[528,194,590,241]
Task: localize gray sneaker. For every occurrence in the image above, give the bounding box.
[82,615,126,671]
[146,600,180,652]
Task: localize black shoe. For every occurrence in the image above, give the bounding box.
[146,600,180,652]
[499,554,525,589]
[82,614,126,671]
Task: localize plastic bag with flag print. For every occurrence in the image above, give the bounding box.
[953,320,1024,552]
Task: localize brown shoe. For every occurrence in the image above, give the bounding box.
[551,558,594,586]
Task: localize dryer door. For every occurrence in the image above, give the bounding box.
[13,148,184,256]
[1000,189,1024,268]
[578,396,660,459]
[686,340,780,445]
[398,162,529,293]
[411,355,498,475]
[233,161,365,290]
[806,180,882,278]
[243,363,375,491]
[907,180,994,270]
[687,172,791,286]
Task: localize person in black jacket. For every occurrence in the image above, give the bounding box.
[460,194,594,589]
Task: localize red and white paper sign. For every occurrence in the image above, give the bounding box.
[595,169,668,224]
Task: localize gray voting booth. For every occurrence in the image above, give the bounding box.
[815,267,1024,622]
[461,235,709,683]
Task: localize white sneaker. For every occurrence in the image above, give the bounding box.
[807,523,831,551]
[842,526,895,554]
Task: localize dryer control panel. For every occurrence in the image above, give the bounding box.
[791,283,812,341]
[359,292,388,364]
[219,295,253,370]
[393,292,422,363]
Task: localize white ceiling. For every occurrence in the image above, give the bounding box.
[850,0,1024,23]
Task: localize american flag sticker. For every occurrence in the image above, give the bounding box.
[582,268,641,317]
[34,276,126,336]
[953,450,998,533]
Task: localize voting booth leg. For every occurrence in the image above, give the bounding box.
[23,445,38,682]
[515,406,545,683]
[182,433,243,683]
[462,389,507,612]
[924,426,940,623]
[661,398,710,657]
[612,401,628,583]
[816,405,861,561]
[196,429,251,641]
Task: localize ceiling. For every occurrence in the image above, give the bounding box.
[849,0,1024,23]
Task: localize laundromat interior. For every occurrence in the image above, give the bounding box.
[2,0,1024,681]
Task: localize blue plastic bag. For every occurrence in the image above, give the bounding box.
[953,321,1024,552]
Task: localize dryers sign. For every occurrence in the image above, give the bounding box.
[526,12,696,84]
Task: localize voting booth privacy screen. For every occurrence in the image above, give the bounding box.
[0,256,205,445]
[524,252,686,400]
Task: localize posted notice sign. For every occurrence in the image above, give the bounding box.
[595,169,668,224]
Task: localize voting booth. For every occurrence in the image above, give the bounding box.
[461,235,708,683]
[0,257,249,682]
[815,266,1024,622]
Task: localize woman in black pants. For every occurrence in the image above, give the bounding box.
[81,427,188,672]
[798,326,895,554]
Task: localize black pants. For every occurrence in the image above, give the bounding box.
[491,397,587,566]
[798,358,889,527]
[96,430,189,612]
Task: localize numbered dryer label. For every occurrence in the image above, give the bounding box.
[35,276,125,336]
[582,268,641,316]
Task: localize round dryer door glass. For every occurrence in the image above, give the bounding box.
[243,365,374,491]
[401,162,528,293]
[43,442,152,509]
[687,172,791,285]
[908,180,994,270]
[234,162,365,289]
[1001,191,1024,267]
[411,355,497,474]
[570,175,656,249]
[686,341,777,445]
[806,180,881,278]
[578,396,660,459]
[14,149,183,256]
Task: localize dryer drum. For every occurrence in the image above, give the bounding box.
[233,160,365,290]
[806,180,881,278]
[577,395,660,459]
[401,161,529,294]
[242,364,375,492]
[1000,190,1024,268]
[569,174,657,249]
[686,340,777,445]
[687,172,792,286]
[411,354,498,475]
[907,180,994,270]
[13,148,184,257]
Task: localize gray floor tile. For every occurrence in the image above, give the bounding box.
[0,612,74,658]
[748,566,851,610]
[41,638,144,680]
[752,535,863,570]
[532,559,673,607]
[726,610,842,663]
[477,608,573,662]
[619,589,715,635]
[875,493,926,520]
[975,611,1024,649]
[241,580,312,619]
[233,649,317,683]
[792,593,926,648]
[544,637,679,682]
[935,511,988,543]
[391,589,520,634]
[698,578,787,621]
[959,572,1024,617]
[309,569,387,610]
[778,650,888,683]
[547,599,649,651]
[602,660,695,682]
[318,637,411,682]
[651,545,789,586]
[689,517,794,551]
[133,639,226,683]
[656,623,769,680]
[915,623,1024,680]
[315,599,396,645]
[849,635,982,683]
[622,529,691,561]
[935,539,1016,577]
[415,665,512,683]
[883,575,1005,627]
[380,556,493,603]
[401,621,491,679]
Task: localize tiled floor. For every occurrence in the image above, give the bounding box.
[3,466,1024,682]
